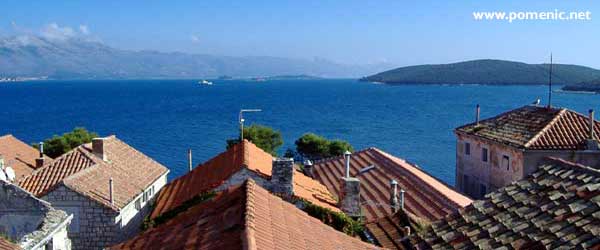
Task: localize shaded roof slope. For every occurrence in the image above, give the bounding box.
[111,180,381,250]
[413,157,600,249]
[19,136,168,210]
[151,140,338,218]
[0,134,52,182]
[456,105,600,150]
[312,148,471,222]
[19,147,95,197]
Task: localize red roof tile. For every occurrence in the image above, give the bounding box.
[111,180,382,250]
[151,140,338,219]
[456,105,600,150]
[0,134,52,182]
[19,147,95,197]
[19,136,169,210]
[0,238,20,250]
[312,148,472,222]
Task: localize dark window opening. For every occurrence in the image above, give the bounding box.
[465,142,471,155]
[482,148,488,162]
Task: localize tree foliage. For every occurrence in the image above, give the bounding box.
[35,127,98,158]
[227,124,283,156]
[295,133,353,160]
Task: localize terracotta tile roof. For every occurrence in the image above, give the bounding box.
[0,238,20,250]
[111,180,382,250]
[19,147,95,197]
[456,105,600,150]
[151,140,338,218]
[19,136,169,210]
[413,157,600,249]
[312,148,472,222]
[0,134,52,182]
[365,211,419,250]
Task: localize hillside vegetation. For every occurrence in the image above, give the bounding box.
[361,59,600,85]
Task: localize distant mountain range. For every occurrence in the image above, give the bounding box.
[361,59,600,85]
[0,36,391,79]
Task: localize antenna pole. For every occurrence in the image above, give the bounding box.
[547,53,553,108]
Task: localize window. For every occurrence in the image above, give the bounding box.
[135,198,141,210]
[463,175,470,193]
[465,142,471,155]
[479,184,487,198]
[502,155,510,170]
[482,148,488,162]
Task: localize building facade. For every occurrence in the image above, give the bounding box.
[456,105,600,199]
[18,136,169,250]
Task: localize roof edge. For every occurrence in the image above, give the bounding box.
[242,179,257,250]
[524,108,567,148]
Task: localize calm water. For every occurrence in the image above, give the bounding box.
[1,79,598,185]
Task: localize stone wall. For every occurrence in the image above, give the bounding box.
[215,168,271,192]
[0,180,72,250]
[43,184,119,250]
[43,174,168,250]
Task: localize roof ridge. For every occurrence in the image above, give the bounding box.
[524,108,567,148]
[455,105,535,131]
[242,179,257,250]
[544,157,600,176]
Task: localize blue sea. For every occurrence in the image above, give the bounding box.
[1,79,598,185]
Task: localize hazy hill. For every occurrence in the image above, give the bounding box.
[0,35,390,79]
[361,59,600,85]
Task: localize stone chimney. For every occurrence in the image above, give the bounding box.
[475,104,481,125]
[303,159,314,177]
[92,138,107,161]
[35,142,45,168]
[587,109,599,150]
[390,179,399,213]
[340,177,361,217]
[271,158,294,196]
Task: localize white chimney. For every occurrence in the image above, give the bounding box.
[344,151,351,178]
[390,179,399,213]
[303,159,314,177]
[400,189,406,210]
[92,138,107,161]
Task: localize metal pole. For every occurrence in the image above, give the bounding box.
[188,149,193,172]
[239,109,261,142]
[548,53,553,108]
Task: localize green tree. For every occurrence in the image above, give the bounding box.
[227,124,283,156]
[295,133,353,160]
[35,127,98,158]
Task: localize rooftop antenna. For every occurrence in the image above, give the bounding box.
[239,109,262,140]
[547,53,553,108]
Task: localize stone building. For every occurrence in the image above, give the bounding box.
[455,105,600,199]
[18,136,169,250]
[0,180,72,250]
[0,134,52,183]
[149,139,340,220]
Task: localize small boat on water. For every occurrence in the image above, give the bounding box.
[199,80,213,85]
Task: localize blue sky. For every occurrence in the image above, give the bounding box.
[1,0,599,68]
